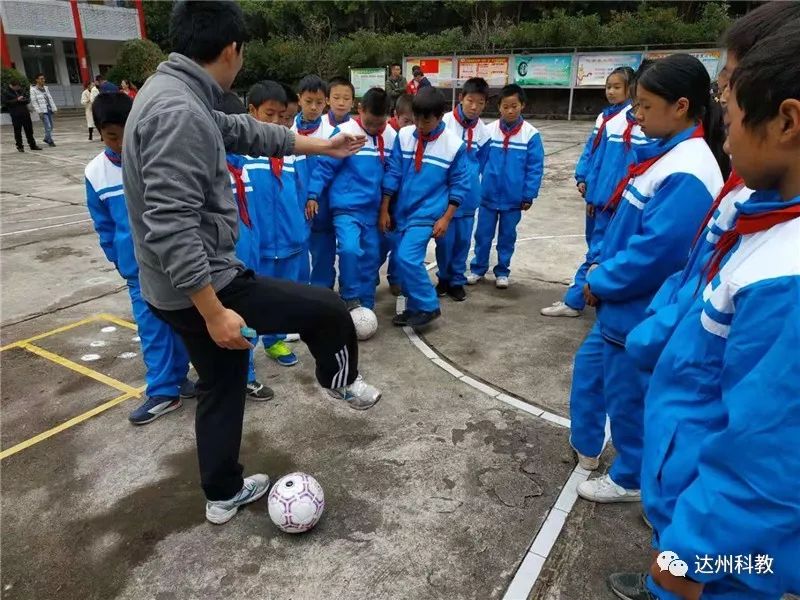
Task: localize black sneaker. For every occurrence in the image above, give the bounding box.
[408,309,441,329]
[179,379,198,399]
[435,280,449,297]
[607,573,655,600]
[30,145,42,151]
[16,147,24,153]
[246,380,275,401]
[392,310,413,327]
[447,285,467,302]
[345,298,362,311]
[47,141,56,147]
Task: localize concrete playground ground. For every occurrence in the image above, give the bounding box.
[2,112,655,600]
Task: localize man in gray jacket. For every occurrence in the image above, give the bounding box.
[123,0,381,525]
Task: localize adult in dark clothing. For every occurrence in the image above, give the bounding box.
[2,83,41,152]
[386,63,407,110]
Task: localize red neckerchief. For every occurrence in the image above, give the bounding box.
[622,119,635,150]
[355,117,386,163]
[691,170,744,249]
[452,106,477,152]
[705,202,800,283]
[603,123,705,213]
[414,127,444,172]
[225,162,252,228]
[388,116,400,132]
[500,117,524,151]
[592,105,626,152]
[270,157,283,183]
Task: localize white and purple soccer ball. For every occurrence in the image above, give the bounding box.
[267,472,325,533]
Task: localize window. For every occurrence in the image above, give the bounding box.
[63,41,81,84]
[20,38,58,84]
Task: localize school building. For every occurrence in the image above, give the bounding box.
[0,0,145,109]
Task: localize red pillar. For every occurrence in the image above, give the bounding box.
[134,0,147,40]
[0,19,12,69]
[69,0,90,85]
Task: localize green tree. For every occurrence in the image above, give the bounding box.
[1,67,29,89]
[106,39,166,87]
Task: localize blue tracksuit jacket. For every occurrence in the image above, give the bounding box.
[441,106,490,216]
[480,118,544,210]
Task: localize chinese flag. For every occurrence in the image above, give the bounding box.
[420,59,439,74]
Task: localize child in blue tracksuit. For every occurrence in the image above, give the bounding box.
[85,92,193,425]
[292,75,340,288]
[381,87,470,329]
[307,88,396,310]
[467,84,544,289]
[436,77,491,302]
[216,91,275,401]
[246,82,307,368]
[542,67,641,318]
[571,55,723,504]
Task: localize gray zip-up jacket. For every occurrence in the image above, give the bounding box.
[122,53,296,310]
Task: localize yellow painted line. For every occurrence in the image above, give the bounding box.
[0,315,103,352]
[20,343,142,397]
[0,386,146,460]
[96,313,138,331]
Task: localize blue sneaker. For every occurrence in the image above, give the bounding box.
[128,396,182,425]
[205,474,270,524]
[266,340,298,367]
[179,379,198,399]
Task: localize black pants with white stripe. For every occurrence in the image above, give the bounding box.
[150,270,358,500]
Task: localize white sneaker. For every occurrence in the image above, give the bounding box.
[495,276,509,289]
[466,273,483,285]
[577,474,640,503]
[284,333,300,342]
[205,474,270,524]
[327,374,381,410]
[577,452,599,471]
[540,301,581,317]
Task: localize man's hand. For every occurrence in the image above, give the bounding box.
[577,182,587,197]
[649,559,703,600]
[205,308,252,350]
[521,202,532,211]
[583,283,599,307]
[433,216,451,239]
[305,199,319,220]
[327,132,366,158]
[587,204,596,218]
[379,210,393,233]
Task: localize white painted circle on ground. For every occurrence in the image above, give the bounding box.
[86,277,110,285]
[90,340,107,348]
[81,354,101,362]
[101,326,116,333]
[118,352,137,359]
[131,335,140,343]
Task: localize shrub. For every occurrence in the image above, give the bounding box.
[105,39,165,87]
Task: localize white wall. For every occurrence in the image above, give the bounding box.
[86,39,122,78]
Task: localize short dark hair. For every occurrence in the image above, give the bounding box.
[92,92,133,130]
[391,63,401,70]
[462,77,489,99]
[500,84,525,104]
[170,1,246,63]
[281,83,299,105]
[327,76,354,99]
[216,91,246,115]
[35,73,45,80]
[248,80,287,109]
[298,74,326,95]
[724,1,800,60]
[412,66,423,76]
[412,87,446,119]
[395,93,413,116]
[732,22,800,128]
[360,87,391,116]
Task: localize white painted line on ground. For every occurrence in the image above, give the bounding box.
[502,552,546,600]
[0,219,92,237]
[516,233,584,243]
[430,356,465,379]
[460,375,501,398]
[7,212,87,224]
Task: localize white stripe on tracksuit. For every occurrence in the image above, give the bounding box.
[333,346,350,389]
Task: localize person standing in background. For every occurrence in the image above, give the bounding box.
[2,80,41,152]
[29,74,57,147]
[121,80,138,99]
[386,63,406,111]
[81,81,96,140]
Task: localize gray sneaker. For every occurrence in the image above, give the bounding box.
[607,573,655,600]
[205,474,270,525]
[328,374,381,410]
[345,298,362,311]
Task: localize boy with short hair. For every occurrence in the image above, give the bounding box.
[326,76,354,127]
[280,83,299,128]
[437,77,491,301]
[86,92,196,424]
[381,87,470,329]
[308,87,396,310]
[389,93,414,131]
[246,81,307,367]
[468,84,544,289]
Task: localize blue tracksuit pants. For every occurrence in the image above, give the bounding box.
[435,214,474,287]
[257,253,304,349]
[309,228,336,289]
[127,276,190,398]
[564,208,612,310]
[396,225,438,313]
[647,574,781,600]
[470,207,522,278]
[379,231,399,286]
[569,322,606,459]
[334,214,380,310]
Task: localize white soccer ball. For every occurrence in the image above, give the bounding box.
[267,472,325,534]
[351,306,378,341]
